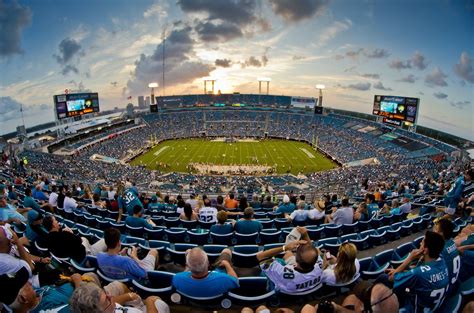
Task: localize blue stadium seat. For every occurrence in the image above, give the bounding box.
[164,228,187,243]
[167,243,198,265]
[70,256,97,273]
[317,237,339,256]
[373,249,394,270]
[171,291,231,309]
[368,230,388,246]
[400,220,413,236]
[181,220,198,230]
[203,244,227,264]
[413,235,424,248]
[324,224,343,238]
[386,224,401,241]
[370,217,383,229]
[233,245,259,268]
[357,220,371,232]
[391,242,415,268]
[199,220,216,229]
[274,218,291,229]
[381,214,393,226]
[125,225,143,237]
[109,222,126,234]
[96,218,110,231]
[341,222,358,235]
[187,230,210,246]
[434,293,462,313]
[228,277,275,305]
[144,228,163,240]
[263,243,284,251]
[360,256,388,280]
[132,271,175,298]
[125,236,146,246]
[258,219,274,229]
[97,269,130,284]
[107,210,119,221]
[340,233,358,243]
[84,215,96,227]
[259,230,282,245]
[233,232,258,245]
[164,218,182,228]
[211,232,233,246]
[350,234,371,251]
[307,227,323,241]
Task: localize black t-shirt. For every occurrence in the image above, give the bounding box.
[57,193,65,209]
[45,230,86,262]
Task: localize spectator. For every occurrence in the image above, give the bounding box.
[274,195,296,214]
[257,227,323,294]
[7,185,18,204]
[172,247,239,297]
[261,195,275,209]
[399,195,412,214]
[48,185,59,207]
[433,218,460,294]
[353,202,369,222]
[148,195,161,211]
[24,210,48,243]
[69,282,169,313]
[198,198,218,223]
[307,200,325,222]
[92,193,106,209]
[234,208,263,234]
[325,198,353,225]
[286,201,308,224]
[322,242,360,284]
[389,199,401,215]
[238,196,249,211]
[97,228,158,280]
[442,169,473,215]
[387,231,449,312]
[225,193,238,210]
[249,194,261,209]
[42,215,106,263]
[215,195,226,211]
[22,187,42,212]
[179,203,199,221]
[125,205,155,230]
[63,191,79,213]
[185,194,198,210]
[32,185,49,201]
[365,194,379,218]
[57,186,66,209]
[122,183,143,215]
[0,196,26,225]
[210,211,234,234]
[176,198,186,214]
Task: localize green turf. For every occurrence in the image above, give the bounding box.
[130,139,337,174]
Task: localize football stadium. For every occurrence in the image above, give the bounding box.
[1,1,473,313]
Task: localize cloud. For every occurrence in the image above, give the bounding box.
[425,67,448,87]
[453,51,474,84]
[143,2,167,18]
[411,51,428,70]
[334,54,344,60]
[110,81,118,87]
[360,73,380,79]
[433,92,448,99]
[215,58,232,67]
[61,64,79,75]
[126,26,215,95]
[269,0,330,23]
[345,48,363,59]
[244,56,263,67]
[373,81,392,91]
[363,48,390,59]
[337,82,371,91]
[317,19,352,47]
[177,0,258,27]
[53,38,82,64]
[292,55,306,61]
[195,21,243,42]
[450,100,471,109]
[0,0,32,57]
[388,59,411,70]
[0,96,50,122]
[397,74,417,83]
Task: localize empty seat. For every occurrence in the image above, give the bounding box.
[125,236,146,246]
[274,218,290,229]
[125,225,143,238]
[145,228,163,240]
[233,245,259,268]
[181,220,198,230]
[228,277,275,305]
[167,243,198,265]
[341,222,358,235]
[350,234,371,251]
[211,232,233,246]
[70,255,97,273]
[307,227,323,241]
[164,229,187,243]
[340,233,358,243]
[324,224,343,238]
[259,230,282,245]
[368,230,388,246]
[203,244,227,264]
[132,271,175,298]
[233,232,258,245]
[391,242,415,267]
[199,220,216,229]
[187,230,210,246]
[258,219,274,229]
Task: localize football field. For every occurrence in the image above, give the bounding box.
[130,139,337,174]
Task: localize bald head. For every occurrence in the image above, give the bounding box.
[371,284,399,313]
[186,248,209,275]
[295,244,318,272]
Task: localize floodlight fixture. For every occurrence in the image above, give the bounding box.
[257,77,271,95]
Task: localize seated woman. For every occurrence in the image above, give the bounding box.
[308,200,326,223]
[179,203,199,221]
[389,199,401,215]
[322,242,360,285]
[353,202,369,222]
[210,211,234,234]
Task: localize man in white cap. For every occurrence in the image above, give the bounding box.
[274,195,296,214]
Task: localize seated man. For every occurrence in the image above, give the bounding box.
[234,207,263,234]
[256,227,324,294]
[172,247,239,297]
[286,201,308,224]
[63,191,78,213]
[387,231,449,313]
[325,198,353,225]
[32,184,49,201]
[97,228,158,280]
[42,215,106,263]
[199,198,218,223]
[274,195,296,214]
[125,205,155,229]
[23,187,53,213]
[0,196,27,225]
[433,218,460,294]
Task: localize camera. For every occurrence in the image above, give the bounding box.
[317,300,334,313]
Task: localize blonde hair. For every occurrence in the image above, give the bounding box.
[334,243,357,283]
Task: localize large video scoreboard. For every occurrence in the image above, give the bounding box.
[372,95,419,126]
[54,92,100,119]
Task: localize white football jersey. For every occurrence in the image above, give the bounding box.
[199,207,218,223]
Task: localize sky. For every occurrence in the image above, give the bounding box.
[0,0,473,140]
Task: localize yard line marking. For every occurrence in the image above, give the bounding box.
[299,148,315,159]
[153,146,169,156]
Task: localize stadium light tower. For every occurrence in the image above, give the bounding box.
[316,84,325,107]
[203,77,217,94]
[258,77,271,95]
[148,82,159,104]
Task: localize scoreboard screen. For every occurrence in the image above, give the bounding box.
[54,93,100,119]
[373,95,419,126]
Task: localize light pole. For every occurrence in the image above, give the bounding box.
[316,84,325,107]
[203,77,217,94]
[258,77,271,95]
[148,82,159,105]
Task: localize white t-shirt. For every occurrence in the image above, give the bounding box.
[49,192,58,207]
[199,206,218,223]
[322,258,360,285]
[108,191,116,200]
[0,253,32,277]
[261,256,324,294]
[290,210,308,222]
[63,196,78,213]
[308,209,325,220]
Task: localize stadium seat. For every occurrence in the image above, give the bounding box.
[125,225,143,238]
[386,224,401,241]
[324,224,343,238]
[167,243,198,265]
[164,228,187,243]
[132,271,175,298]
[459,277,474,296]
[307,227,323,241]
[359,256,388,280]
[187,230,210,246]
[381,214,393,226]
[228,277,275,306]
[96,218,110,231]
[109,222,126,234]
[400,220,413,236]
[413,235,424,248]
[125,236,146,247]
[171,291,231,309]
[203,244,227,264]
[107,210,119,220]
[263,243,284,251]
[369,230,388,246]
[350,234,371,251]
[83,215,96,227]
[341,222,358,235]
[139,239,170,261]
[373,249,394,270]
[391,242,415,268]
[434,293,462,313]
[340,233,358,243]
[164,218,182,228]
[199,220,216,229]
[259,230,282,245]
[233,232,258,245]
[70,255,98,273]
[97,269,130,284]
[181,220,198,230]
[357,220,371,232]
[317,237,339,256]
[274,218,291,229]
[370,217,383,229]
[233,245,259,268]
[258,219,274,229]
[211,232,233,246]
